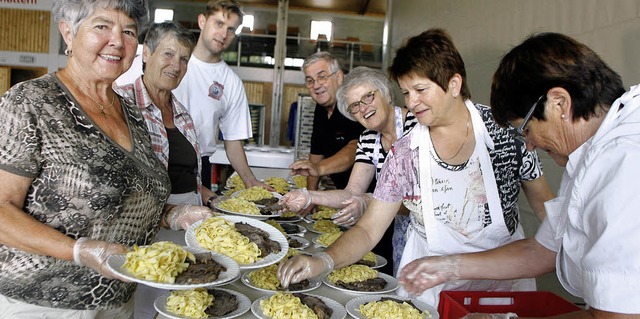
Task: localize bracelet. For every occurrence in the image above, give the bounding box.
[206,195,217,208]
[73,237,89,266]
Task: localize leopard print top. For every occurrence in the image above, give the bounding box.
[0,73,170,310]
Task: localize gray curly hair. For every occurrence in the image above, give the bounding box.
[53,0,149,35]
[336,66,393,122]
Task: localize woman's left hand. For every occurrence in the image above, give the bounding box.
[332,194,370,226]
[166,205,214,230]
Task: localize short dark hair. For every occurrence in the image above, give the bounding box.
[388,28,470,100]
[490,32,625,126]
[144,22,196,54]
[204,0,244,25]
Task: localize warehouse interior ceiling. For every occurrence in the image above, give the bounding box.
[171,0,386,17]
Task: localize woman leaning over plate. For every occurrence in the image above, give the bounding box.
[0,0,192,317]
[398,32,640,318]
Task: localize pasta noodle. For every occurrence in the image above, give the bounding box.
[359,299,427,319]
[218,198,260,215]
[260,292,318,319]
[312,220,341,233]
[285,247,301,259]
[312,209,336,220]
[227,173,246,190]
[362,251,377,264]
[328,264,378,284]
[195,217,262,264]
[316,231,342,246]
[265,176,290,194]
[122,241,195,283]
[166,288,213,319]
[248,264,281,290]
[292,175,307,188]
[235,186,273,202]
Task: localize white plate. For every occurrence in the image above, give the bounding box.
[269,215,303,223]
[154,288,251,319]
[287,235,310,250]
[185,216,289,270]
[214,202,271,220]
[345,294,439,319]
[306,223,343,235]
[251,293,346,319]
[322,272,399,294]
[106,247,240,290]
[280,222,306,236]
[371,254,388,270]
[240,270,321,293]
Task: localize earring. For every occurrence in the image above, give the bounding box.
[561,114,566,119]
[64,48,72,56]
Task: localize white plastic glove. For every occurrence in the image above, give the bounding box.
[278,188,312,213]
[398,255,461,295]
[73,238,129,279]
[332,193,371,226]
[165,205,214,230]
[277,252,334,288]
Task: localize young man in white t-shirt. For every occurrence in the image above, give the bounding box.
[173,0,270,191]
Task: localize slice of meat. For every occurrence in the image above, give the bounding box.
[287,237,303,248]
[335,277,387,292]
[234,222,281,256]
[205,289,238,316]
[279,223,300,234]
[294,293,333,319]
[278,279,310,291]
[174,254,226,284]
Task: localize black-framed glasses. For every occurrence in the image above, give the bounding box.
[348,89,379,114]
[304,71,337,88]
[514,95,545,144]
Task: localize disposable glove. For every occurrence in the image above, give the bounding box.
[278,188,312,212]
[73,237,129,279]
[398,255,461,295]
[166,205,214,230]
[277,252,333,288]
[332,193,371,226]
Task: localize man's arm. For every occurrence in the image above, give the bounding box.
[223,140,272,189]
[521,175,555,221]
[316,139,358,176]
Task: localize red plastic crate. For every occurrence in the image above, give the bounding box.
[438,291,581,319]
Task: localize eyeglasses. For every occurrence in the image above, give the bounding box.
[305,71,337,88]
[348,89,379,114]
[514,95,545,144]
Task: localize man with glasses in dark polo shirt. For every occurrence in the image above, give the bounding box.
[289,52,369,215]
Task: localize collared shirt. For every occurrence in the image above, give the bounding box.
[536,84,640,313]
[116,76,202,194]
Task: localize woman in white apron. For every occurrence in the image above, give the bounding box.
[279,67,418,275]
[277,28,554,308]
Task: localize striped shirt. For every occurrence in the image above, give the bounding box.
[355,108,418,178]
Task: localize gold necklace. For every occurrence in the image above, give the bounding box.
[67,72,116,116]
[438,117,470,161]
